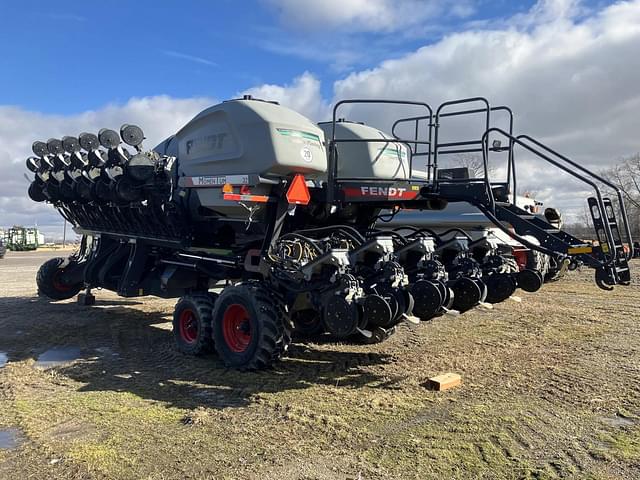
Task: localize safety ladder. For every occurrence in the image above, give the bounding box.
[397,97,634,289]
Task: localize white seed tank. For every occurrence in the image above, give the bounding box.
[317,120,411,180]
[157,97,327,179]
[155,97,327,216]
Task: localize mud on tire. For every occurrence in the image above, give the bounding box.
[36,257,83,300]
[212,283,291,370]
[172,292,217,356]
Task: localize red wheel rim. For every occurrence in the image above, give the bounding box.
[222,304,252,353]
[179,309,199,344]
[52,270,73,292]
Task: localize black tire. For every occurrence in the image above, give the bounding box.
[212,283,291,370]
[450,277,482,313]
[172,292,217,356]
[36,257,83,300]
[484,273,517,304]
[527,250,551,280]
[291,308,324,337]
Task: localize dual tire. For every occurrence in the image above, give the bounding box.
[172,284,291,370]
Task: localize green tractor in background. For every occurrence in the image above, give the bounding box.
[2,226,42,251]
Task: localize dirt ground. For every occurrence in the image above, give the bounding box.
[0,250,639,480]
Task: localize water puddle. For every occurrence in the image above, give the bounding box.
[0,352,7,368]
[35,347,82,369]
[0,428,23,450]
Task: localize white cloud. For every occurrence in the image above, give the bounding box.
[0,95,213,239]
[334,0,640,161]
[249,0,640,219]
[4,0,640,234]
[263,0,476,33]
[241,71,330,121]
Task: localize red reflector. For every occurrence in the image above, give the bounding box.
[240,185,251,195]
[286,174,310,206]
[223,193,270,203]
[512,249,529,271]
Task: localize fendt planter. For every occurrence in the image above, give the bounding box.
[26,96,633,370]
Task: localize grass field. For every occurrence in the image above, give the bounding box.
[1,250,639,479]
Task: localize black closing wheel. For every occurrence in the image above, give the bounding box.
[79,132,100,151]
[363,294,393,328]
[36,257,84,300]
[59,181,75,201]
[28,181,47,202]
[410,280,443,321]
[291,308,324,337]
[62,136,81,153]
[212,284,291,370]
[115,176,143,203]
[32,141,48,157]
[451,277,482,313]
[517,269,544,292]
[98,128,120,149]
[46,138,64,155]
[95,178,114,202]
[323,294,360,337]
[44,182,61,202]
[484,273,517,304]
[172,292,217,356]
[120,124,145,147]
[75,179,92,202]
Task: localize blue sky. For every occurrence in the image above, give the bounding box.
[2,0,639,236]
[0,0,543,114]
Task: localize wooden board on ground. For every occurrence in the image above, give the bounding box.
[426,373,462,391]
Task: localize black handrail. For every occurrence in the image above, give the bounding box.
[329,99,433,204]
[516,135,633,260]
[493,107,515,201]
[434,97,491,186]
[391,103,515,190]
[328,98,628,264]
[481,128,617,265]
[391,114,433,178]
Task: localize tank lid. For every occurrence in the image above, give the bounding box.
[223,95,280,105]
[317,119,365,125]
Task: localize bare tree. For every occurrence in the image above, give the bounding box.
[600,153,640,237]
[600,153,640,210]
[451,153,496,178]
[563,205,597,240]
[578,204,594,229]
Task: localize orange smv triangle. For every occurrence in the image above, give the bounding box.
[286,174,310,206]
